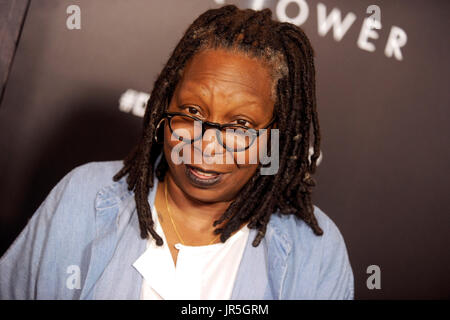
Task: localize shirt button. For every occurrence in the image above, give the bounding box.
[174,243,182,250]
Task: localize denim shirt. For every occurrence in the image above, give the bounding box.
[0,160,354,300]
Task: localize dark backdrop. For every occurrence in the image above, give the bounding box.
[0,0,449,299]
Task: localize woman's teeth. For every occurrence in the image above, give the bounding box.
[185,165,223,187]
[191,167,218,178]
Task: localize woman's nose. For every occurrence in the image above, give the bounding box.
[200,128,224,155]
[192,128,234,164]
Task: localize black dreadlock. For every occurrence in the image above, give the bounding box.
[112,5,323,247]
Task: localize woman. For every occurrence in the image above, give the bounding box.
[0,5,353,299]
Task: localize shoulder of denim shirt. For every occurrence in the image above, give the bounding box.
[62,160,126,190]
[267,206,354,299]
[267,205,348,256]
[0,160,127,269]
[57,160,131,211]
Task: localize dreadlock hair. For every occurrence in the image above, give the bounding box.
[112,5,324,247]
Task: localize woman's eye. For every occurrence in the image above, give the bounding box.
[236,119,251,127]
[186,106,200,115]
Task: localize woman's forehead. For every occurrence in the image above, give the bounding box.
[178,48,275,102]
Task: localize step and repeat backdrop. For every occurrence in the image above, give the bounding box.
[0,0,448,299]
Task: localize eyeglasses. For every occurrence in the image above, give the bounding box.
[162,111,276,152]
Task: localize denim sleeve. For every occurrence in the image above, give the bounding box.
[0,167,78,299]
[315,217,355,300]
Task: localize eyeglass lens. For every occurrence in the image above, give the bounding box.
[169,115,256,151]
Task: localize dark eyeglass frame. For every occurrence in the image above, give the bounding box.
[162,111,276,152]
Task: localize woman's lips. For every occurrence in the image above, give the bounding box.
[184,165,224,188]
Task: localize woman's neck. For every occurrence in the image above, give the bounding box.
[162,172,233,234]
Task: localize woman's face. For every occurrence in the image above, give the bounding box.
[163,48,275,203]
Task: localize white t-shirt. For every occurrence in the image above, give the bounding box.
[132,201,250,300]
